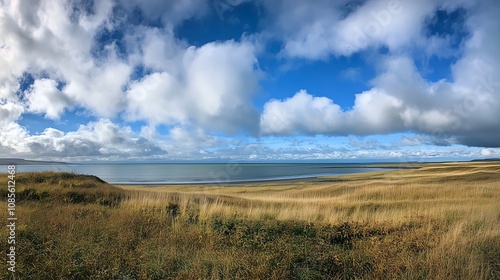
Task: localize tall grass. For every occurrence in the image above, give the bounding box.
[0,162,499,279]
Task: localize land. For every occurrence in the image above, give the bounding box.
[0,158,67,165]
[0,161,499,279]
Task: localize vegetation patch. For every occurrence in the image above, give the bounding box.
[0,163,498,279]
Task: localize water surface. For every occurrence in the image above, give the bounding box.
[3,163,387,184]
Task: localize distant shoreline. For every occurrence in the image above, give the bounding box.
[113,160,500,186]
[115,175,327,186]
[115,168,398,186]
[3,159,499,185]
[0,158,67,165]
[1,158,498,166]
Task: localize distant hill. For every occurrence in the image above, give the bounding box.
[470,158,500,162]
[0,158,67,165]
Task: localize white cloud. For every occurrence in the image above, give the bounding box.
[0,121,28,154]
[332,0,435,56]
[260,47,500,146]
[129,27,187,73]
[0,0,264,160]
[63,59,132,117]
[25,79,72,119]
[1,0,499,161]
[259,0,344,60]
[257,0,500,147]
[480,148,500,157]
[184,40,261,133]
[260,87,405,136]
[127,72,187,125]
[126,39,261,134]
[0,0,132,118]
[349,88,404,134]
[261,0,442,59]
[261,90,343,135]
[0,101,26,154]
[166,127,220,155]
[1,119,166,160]
[262,0,482,59]
[481,148,491,156]
[0,101,23,122]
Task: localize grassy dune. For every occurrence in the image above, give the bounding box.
[1,162,499,279]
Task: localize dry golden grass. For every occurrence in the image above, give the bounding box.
[119,161,500,224]
[0,161,498,279]
[116,161,500,279]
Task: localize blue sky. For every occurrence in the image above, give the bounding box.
[1,0,499,161]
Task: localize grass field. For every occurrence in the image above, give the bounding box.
[1,161,499,279]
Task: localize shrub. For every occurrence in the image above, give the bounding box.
[166,203,180,218]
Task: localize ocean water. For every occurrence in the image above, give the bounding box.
[3,163,386,184]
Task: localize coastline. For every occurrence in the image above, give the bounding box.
[114,160,499,187]
[113,169,397,187]
[3,160,498,186]
[4,162,397,185]
[115,160,500,192]
[115,175,324,187]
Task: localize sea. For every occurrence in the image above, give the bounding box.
[2,163,389,185]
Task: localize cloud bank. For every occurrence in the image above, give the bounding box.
[260,0,500,147]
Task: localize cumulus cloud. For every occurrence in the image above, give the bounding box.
[261,90,343,135]
[0,122,29,155]
[258,0,344,60]
[1,0,261,120]
[260,86,405,136]
[1,0,499,161]
[0,101,23,123]
[261,52,500,146]
[126,39,261,134]
[0,0,263,159]
[25,79,72,119]
[260,0,500,147]
[0,119,166,160]
[0,0,132,117]
[260,0,476,58]
[332,0,436,56]
[127,72,187,124]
